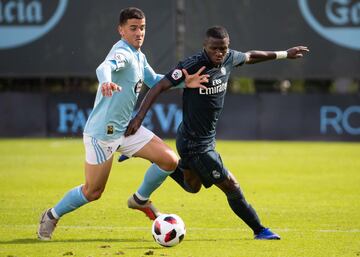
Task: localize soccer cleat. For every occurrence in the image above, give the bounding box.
[37,209,58,240]
[254,228,281,240]
[127,195,161,221]
[118,155,129,162]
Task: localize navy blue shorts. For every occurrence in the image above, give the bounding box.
[176,135,228,188]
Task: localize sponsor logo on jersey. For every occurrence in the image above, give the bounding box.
[0,0,68,49]
[171,69,183,80]
[199,79,227,95]
[298,0,360,50]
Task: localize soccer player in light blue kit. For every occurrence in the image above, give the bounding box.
[37,7,207,240]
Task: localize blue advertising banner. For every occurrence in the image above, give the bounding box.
[0,92,359,141]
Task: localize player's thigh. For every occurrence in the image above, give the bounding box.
[183,168,202,192]
[187,150,229,188]
[178,158,202,190]
[83,155,114,197]
[134,135,178,171]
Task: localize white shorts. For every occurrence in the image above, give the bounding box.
[83,126,154,165]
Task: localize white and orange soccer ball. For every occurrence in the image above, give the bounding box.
[151,214,186,247]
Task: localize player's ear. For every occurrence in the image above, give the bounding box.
[203,37,208,48]
[118,25,124,37]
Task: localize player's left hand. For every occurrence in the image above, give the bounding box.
[183,66,209,89]
[124,115,142,137]
[286,46,309,59]
[101,82,122,97]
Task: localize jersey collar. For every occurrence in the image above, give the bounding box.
[202,49,229,68]
[121,39,141,54]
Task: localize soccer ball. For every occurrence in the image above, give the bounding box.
[151,214,186,247]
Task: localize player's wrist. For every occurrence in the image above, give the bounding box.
[135,112,145,121]
[275,51,288,59]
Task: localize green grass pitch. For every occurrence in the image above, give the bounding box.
[0,139,359,257]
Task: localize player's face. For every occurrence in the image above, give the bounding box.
[118,18,146,50]
[204,37,229,66]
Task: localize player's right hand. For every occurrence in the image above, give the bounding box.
[286,46,309,59]
[183,66,209,89]
[124,116,142,137]
[101,82,122,97]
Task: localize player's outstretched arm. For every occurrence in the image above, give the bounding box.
[245,46,309,64]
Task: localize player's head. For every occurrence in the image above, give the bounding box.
[203,26,230,66]
[118,7,146,50]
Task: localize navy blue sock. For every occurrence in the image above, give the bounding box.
[170,166,196,193]
[226,190,265,234]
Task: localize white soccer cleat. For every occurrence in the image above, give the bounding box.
[127,195,162,221]
[37,209,58,240]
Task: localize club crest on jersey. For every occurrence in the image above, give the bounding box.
[220,67,226,75]
[134,79,143,94]
[107,125,114,135]
[171,69,183,80]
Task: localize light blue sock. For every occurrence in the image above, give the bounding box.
[137,164,173,199]
[52,185,89,218]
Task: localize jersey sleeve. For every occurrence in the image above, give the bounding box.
[165,54,205,88]
[164,63,185,87]
[232,50,247,67]
[143,55,163,88]
[96,48,131,84]
[109,48,131,71]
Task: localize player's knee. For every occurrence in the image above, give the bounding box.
[83,188,104,202]
[158,151,179,171]
[216,175,240,193]
[184,178,201,193]
[187,183,201,193]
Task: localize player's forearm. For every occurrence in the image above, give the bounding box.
[136,79,172,120]
[96,61,114,84]
[245,51,280,64]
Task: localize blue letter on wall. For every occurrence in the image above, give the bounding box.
[320,106,360,135]
[57,103,90,133]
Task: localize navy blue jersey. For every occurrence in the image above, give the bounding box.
[165,49,246,141]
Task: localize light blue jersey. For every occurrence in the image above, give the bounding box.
[84,39,163,140]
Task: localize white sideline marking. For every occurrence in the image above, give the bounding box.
[1,225,360,233]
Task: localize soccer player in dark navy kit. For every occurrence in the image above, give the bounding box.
[125,26,309,240]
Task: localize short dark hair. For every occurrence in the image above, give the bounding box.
[206,26,229,39]
[119,7,145,25]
